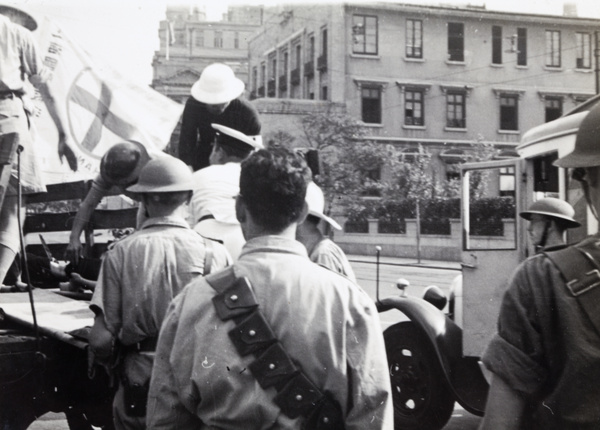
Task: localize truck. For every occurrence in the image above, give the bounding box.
[377,94,600,430]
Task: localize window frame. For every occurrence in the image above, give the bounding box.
[492,25,502,65]
[545,30,561,68]
[361,86,382,124]
[404,88,425,126]
[447,22,465,62]
[499,94,519,131]
[544,96,563,122]
[214,30,223,49]
[446,90,466,128]
[406,19,423,59]
[517,28,527,66]
[576,32,591,69]
[352,14,378,55]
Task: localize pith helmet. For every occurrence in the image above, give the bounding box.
[212,124,263,152]
[126,156,194,193]
[0,4,37,31]
[519,197,580,228]
[100,141,150,186]
[305,182,341,230]
[191,63,245,105]
[554,102,600,168]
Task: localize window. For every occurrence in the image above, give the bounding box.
[499,166,515,197]
[406,19,423,59]
[308,35,315,60]
[545,30,561,67]
[352,15,378,55]
[517,28,527,66]
[295,44,302,69]
[195,30,204,47]
[252,66,257,92]
[446,91,466,128]
[234,32,239,49]
[321,85,328,100]
[500,95,519,131]
[492,26,502,64]
[361,87,382,124]
[321,28,328,57]
[282,51,289,75]
[405,89,424,126]
[576,32,591,69]
[214,30,223,48]
[448,22,464,62]
[545,97,562,122]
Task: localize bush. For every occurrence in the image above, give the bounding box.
[469,197,515,236]
[421,198,460,235]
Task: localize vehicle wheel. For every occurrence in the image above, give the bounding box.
[384,322,455,430]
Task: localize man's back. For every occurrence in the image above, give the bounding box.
[147,235,392,429]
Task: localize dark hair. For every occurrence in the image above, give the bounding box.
[215,137,253,160]
[240,148,311,231]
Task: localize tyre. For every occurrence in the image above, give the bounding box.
[384,322,455,430]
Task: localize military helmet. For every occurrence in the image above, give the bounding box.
[554,101,600,168]
[519,197,580,228]
[126,156,194,193]
[100,141,150,186]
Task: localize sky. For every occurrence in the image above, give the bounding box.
[7,0,600,85]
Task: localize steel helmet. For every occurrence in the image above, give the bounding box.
[100,141,150,186]
[191,63,245,105]
[519,197,580,228]
[554,101,600,168]
[126,156,194,193]
[0,4,37,31]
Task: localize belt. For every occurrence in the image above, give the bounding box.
[197,214,215,223]
[128,337,158,353]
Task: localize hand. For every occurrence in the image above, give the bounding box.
[65,237,83,265]
[58,135,78,172]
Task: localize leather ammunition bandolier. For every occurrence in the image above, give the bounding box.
[205,267,345,430]
[544,240,600,337]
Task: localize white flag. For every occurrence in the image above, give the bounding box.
[32,17,183,184]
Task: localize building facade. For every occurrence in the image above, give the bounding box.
[248,2,599,185]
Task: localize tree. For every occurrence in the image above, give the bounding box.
[301,111,398,218]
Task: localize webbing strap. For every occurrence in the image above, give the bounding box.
[203,269,345,429]
[544,244,600,338]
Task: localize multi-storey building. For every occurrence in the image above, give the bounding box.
[248,2,599,185]
[152,4,263,103]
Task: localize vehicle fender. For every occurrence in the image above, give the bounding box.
[378,296,489,415]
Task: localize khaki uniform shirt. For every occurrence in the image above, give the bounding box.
[147,235,393,430]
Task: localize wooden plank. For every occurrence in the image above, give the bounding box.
[0,289,93,349]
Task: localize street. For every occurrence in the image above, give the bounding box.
[30,255,483,430]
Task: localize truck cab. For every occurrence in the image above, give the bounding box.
[379,94,600,430]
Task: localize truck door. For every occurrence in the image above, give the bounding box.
[460,158,526,357]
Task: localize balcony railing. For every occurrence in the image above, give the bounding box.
[279,75,287,91]
[317,55,327,71]
[304,60,314,77]
[291,68,300,85]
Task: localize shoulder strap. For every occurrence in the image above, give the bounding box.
[204,272,344,430]
[544,244,600,337]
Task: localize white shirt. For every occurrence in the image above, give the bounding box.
[190,162,240,225]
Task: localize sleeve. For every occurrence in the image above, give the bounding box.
[17,26,49,83]
[178,99,197,166]
[482,256,555,396]
[241,99,261,134]
[345,296,394,429]
[89,248,123,336]
[147,290,203,429]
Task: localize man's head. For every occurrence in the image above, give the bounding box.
[100,141,150,187]
[126,156,194,214]
[237,148,311,235]
[520,197,580,250]
[191,63,245,115]
[555,101,600,219]
[209,124,263,165]
[0,4,37,31]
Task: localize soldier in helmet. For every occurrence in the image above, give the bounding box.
[480,101,600,429]
[88,155,230,430]
[66,141,157,265]
[519,197,580,253]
